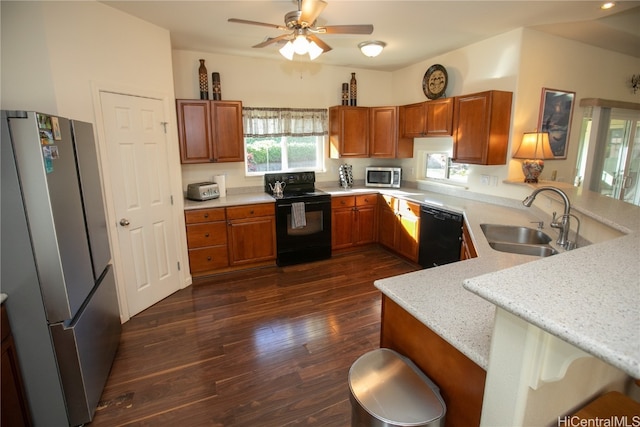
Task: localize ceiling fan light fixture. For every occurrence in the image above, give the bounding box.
[358,40,386,58]
[279,41,295,60]
[308,40,324,60]
[293,34,310,55]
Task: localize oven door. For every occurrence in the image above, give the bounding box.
[275,198,331,266]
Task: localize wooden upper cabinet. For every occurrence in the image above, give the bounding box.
[452,90,512,165]
[369,106,397,157]
[211,101,244,162]
[399,98,453,138]
[176,99,244,164]
[399,102,426,138]
[329,106,369,158]
[425,98,454,136]
[177,100,212,163]
[369,106,413,158]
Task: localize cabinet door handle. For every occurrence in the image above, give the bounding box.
[250,210,254,215]
[207,256,212,261]
[204,214,209,219]
[204,233,210,237]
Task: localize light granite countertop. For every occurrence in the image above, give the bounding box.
[360,184,640,378]
[183,192,274,210]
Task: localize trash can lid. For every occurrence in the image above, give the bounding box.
[349,348,446,426]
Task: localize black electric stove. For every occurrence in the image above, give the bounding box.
[264,172,331,266]
[264,172,330,201]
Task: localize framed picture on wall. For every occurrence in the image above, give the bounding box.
[538,88,575,159]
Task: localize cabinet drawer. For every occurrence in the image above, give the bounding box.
[188,246,229,273]
[185,208,225,224]
[226,203,274,220]
[332,196,355,209]
[186,222,227,248]
[397,199,420,218]
[356,194,377,206]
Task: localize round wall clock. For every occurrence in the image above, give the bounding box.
[423,64,448,99]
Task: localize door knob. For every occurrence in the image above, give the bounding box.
[119,218,130,227]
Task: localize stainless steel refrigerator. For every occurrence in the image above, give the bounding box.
[1,110,121,426]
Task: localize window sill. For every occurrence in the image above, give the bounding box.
[417,178,469,190]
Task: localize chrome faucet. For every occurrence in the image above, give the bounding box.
[522,186,575,249]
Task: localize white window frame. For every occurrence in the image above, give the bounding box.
[243,107,327,176]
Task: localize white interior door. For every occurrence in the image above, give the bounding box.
[100,92,180,316]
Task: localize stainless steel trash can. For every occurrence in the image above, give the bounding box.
[348,348,446,427]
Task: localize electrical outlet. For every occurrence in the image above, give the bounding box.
[481,175,490,186]
[490,176,499,186]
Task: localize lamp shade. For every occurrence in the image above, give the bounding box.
[358,41,386,57]
[513,132,553,159]
[513,132,554,183]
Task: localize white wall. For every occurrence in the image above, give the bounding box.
[512,28,640,188]
[1,2,175,121]
[1,2,58,114]
[173,30,640,199]
[1,1,189,319]
[172,50,396,189]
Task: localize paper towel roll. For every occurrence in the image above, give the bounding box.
[213,174,226,197]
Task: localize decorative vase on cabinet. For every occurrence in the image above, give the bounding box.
[198,59,208,100]
[349,73,357,106]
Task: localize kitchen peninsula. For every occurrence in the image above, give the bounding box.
[373,182,639,427]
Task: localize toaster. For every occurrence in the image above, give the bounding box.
[187,182,220,201]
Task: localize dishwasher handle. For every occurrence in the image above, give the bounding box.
[421,206,462,222]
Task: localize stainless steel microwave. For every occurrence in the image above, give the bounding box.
[365,167,401,188]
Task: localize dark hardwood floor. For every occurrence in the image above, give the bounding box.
[89,246,419,427]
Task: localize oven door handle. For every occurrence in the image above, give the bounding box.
[277,200,328,208]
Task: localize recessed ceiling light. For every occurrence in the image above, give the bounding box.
[600,2,616,10]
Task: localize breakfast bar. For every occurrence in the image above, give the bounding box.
[373,183,640,426]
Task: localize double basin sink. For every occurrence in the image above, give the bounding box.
[480,224,558,257]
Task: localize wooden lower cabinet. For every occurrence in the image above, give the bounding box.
[185,207,229,276]
[460,220,478,260]
[226,204,276,266]
[185,203,276,277]
[1,304,32,427]
[377,195,420,263]
[331,194,377,250]
[381,296,486,427]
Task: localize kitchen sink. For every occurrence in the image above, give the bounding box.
[480,224,552,245]
[480,224,557,257]
[487,241,558,257]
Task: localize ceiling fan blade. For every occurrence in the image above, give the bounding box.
[299,0,327,26]
[316,24,374,35]
[228,18,287,31]
[307,34,332,53]
[252,33,291,48]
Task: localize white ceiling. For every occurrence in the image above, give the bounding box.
[102,1,640,72]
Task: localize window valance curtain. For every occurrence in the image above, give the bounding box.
[242,107,328,137]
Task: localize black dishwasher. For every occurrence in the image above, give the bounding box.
[419,205,463,268]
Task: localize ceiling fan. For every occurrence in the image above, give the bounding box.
[228,0,374,60]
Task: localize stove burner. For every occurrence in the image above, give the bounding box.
[264,171,321,199]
